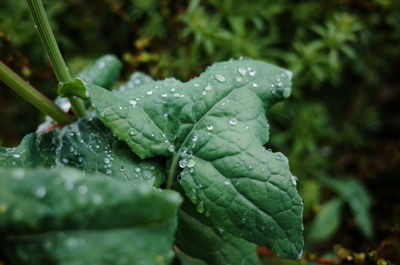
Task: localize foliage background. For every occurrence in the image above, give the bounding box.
[0,0,399,263]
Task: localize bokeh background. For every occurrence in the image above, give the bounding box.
[1,0,399,264]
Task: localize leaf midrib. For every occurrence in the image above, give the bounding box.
[167,84,246,188]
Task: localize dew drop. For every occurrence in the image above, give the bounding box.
[291,175,298,185]
[104,158,110,164]
[238,68,247,76]
[229,118,238,125]
[129,99,137,106]
[35,186,47,198]
[214,74,226,83]
[252,83,258,87]
[236,77,243,82]
[224,179,231,185]
[205,85,213,91]
[106,169,112,175]
[196,201,205,213]
[78,185,88,195]
[192,135,199,142]
[249,70,256,76]
[146,90,153,95]
[187,159,195,168]
[167,144,175,152]
[92,194,103,204]
[179,159,188,168]
[207,124,214,130]
[161,93,168,97]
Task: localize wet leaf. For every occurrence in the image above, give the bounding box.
[0,167,182,265]
[78,54,122,89]
[0,118,164,187]
[71,59,304,258]
[175,201,258,265]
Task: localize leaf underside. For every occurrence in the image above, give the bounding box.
[0,168,182,265]
[83,59,303,258]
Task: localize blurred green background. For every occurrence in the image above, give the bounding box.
[1,0,399,264]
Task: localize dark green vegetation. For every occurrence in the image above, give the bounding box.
[1,0,400,264]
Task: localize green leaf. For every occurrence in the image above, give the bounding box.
[116,72,155,92]
[0,167,182,265]
[308,198,343,242]
[58,78,89,99]
[78,54,122,89]
[322,177,373,239]
[0,118,164,187]
[176,251,209,265]
[84,59,303,258]
[175,201,258,265]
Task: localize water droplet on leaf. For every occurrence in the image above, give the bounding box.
[215,74,226,82]
[229,118,238,125]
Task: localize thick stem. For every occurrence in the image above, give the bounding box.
[166,153,180,189]
[0,61,73,125]
[26,0,86,118]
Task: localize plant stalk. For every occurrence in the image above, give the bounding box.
[166,153,180,189]
[0,61,73,125]
[26,0,86,118]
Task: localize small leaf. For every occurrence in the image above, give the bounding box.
[308,198,343,242]
[58,78,88,99]
[78,54,122,89]
[322,177,373,239]
[85,59,303,258]
[175,201,258,265]
[0,118,164,187]
[0,167,182,265]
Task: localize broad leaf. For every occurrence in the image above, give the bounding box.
[116,72,155,92]
[322,177,373,239]
[175,201,258,265]
[0,118,164,187]
[65,59,303,258]
[308,198,343,242]
[78,54,122,89]
[0,167,182,265]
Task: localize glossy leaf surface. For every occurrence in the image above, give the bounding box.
[0,118,164,187]
[0,167,182,265]
[81,59,303,258]
[175,201,258,265]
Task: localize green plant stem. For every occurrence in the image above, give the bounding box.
[26,0,86,118]
[166,153,180,189]
[0,61,73,125]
